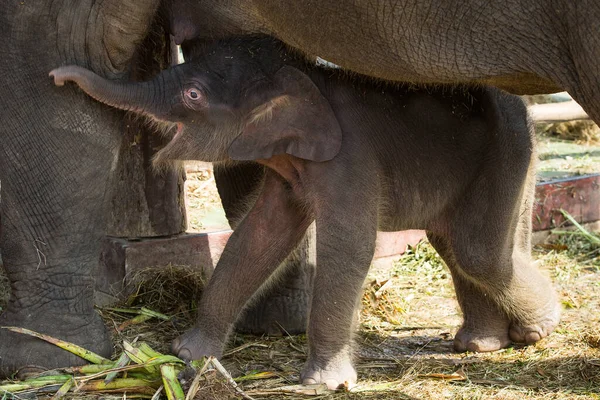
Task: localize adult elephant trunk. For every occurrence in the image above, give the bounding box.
[49,66,170,117]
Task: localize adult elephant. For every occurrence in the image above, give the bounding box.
[169,0,600,125]
[0,1,167,376]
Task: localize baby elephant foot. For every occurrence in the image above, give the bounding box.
[509,303,561,344]
[171,326,224,361]
[453,326,511,352]
[300,357,357,390]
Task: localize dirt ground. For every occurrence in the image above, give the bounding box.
[1,129,600,399]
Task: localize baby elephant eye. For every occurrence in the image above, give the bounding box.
[183,87,207,109]
[185,88,202,100]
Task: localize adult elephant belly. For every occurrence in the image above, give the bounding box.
[251,0,598,120]
[0,0,161,378]
[171,0,599,135]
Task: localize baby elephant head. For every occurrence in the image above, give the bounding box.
[49,45,342,164]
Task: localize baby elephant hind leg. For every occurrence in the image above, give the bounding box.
[447,164,560,349]
[427,233,512,353]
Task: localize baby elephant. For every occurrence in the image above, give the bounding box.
[51,36,560,389]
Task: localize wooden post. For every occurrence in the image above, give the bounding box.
[529,101,590,123]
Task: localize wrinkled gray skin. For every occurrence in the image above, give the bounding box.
[167,0,600,125]
[51,36,560,389]
[0,1,163,377]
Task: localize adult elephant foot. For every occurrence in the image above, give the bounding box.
[509,300,562,344]
[0,309,112,378]
[300,352,357,390]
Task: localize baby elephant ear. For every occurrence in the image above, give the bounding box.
[228,66,342,162]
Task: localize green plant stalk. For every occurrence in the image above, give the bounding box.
[1,327,110,364]
[123,342,184,373]
[79,378,160,392]
[234,371,277,382]
[123,341,160,376]
[118,314,153,331]
[137,342,166,359]
[560,209,600,244]
[140,307,171,321]
[105,352,131,383]
[0,375,72,392]
[160,364,185,400]
[66,364,116,375]
[51,377,75,400]
[145,355,186,368]
[77,363,161,382]
[550,230,587,236]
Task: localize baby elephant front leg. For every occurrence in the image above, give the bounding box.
[172,171,312,361]
[301,188,379,390]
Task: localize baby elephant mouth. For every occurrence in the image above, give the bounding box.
[153,120,181,149]
[173,122,184,140]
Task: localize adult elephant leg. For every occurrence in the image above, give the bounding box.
[0,100,117,376]
[0,0,161,377]
[427,233,511,352]
[214,163,314,335]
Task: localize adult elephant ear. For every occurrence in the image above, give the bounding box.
[228,66,342,162]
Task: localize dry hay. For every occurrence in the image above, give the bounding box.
[100,264,206,356]
[2,225,600,399]
[539,120,600,144]
[95,235,599,399]
[523,94,600,144]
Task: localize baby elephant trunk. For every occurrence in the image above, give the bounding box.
[49,65,165,116]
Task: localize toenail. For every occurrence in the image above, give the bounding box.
[178,348,192,360]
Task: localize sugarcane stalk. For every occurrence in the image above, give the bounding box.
[78,378,161,392]
[1,327,110,364]
[160,364,185,400]
[118,314,153,331]
[0,375,72,392]
[123,341,161,376]
[65,364,116,375]
[234,371,277,382]
[51,377,75,400]
[105,352,131,383]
